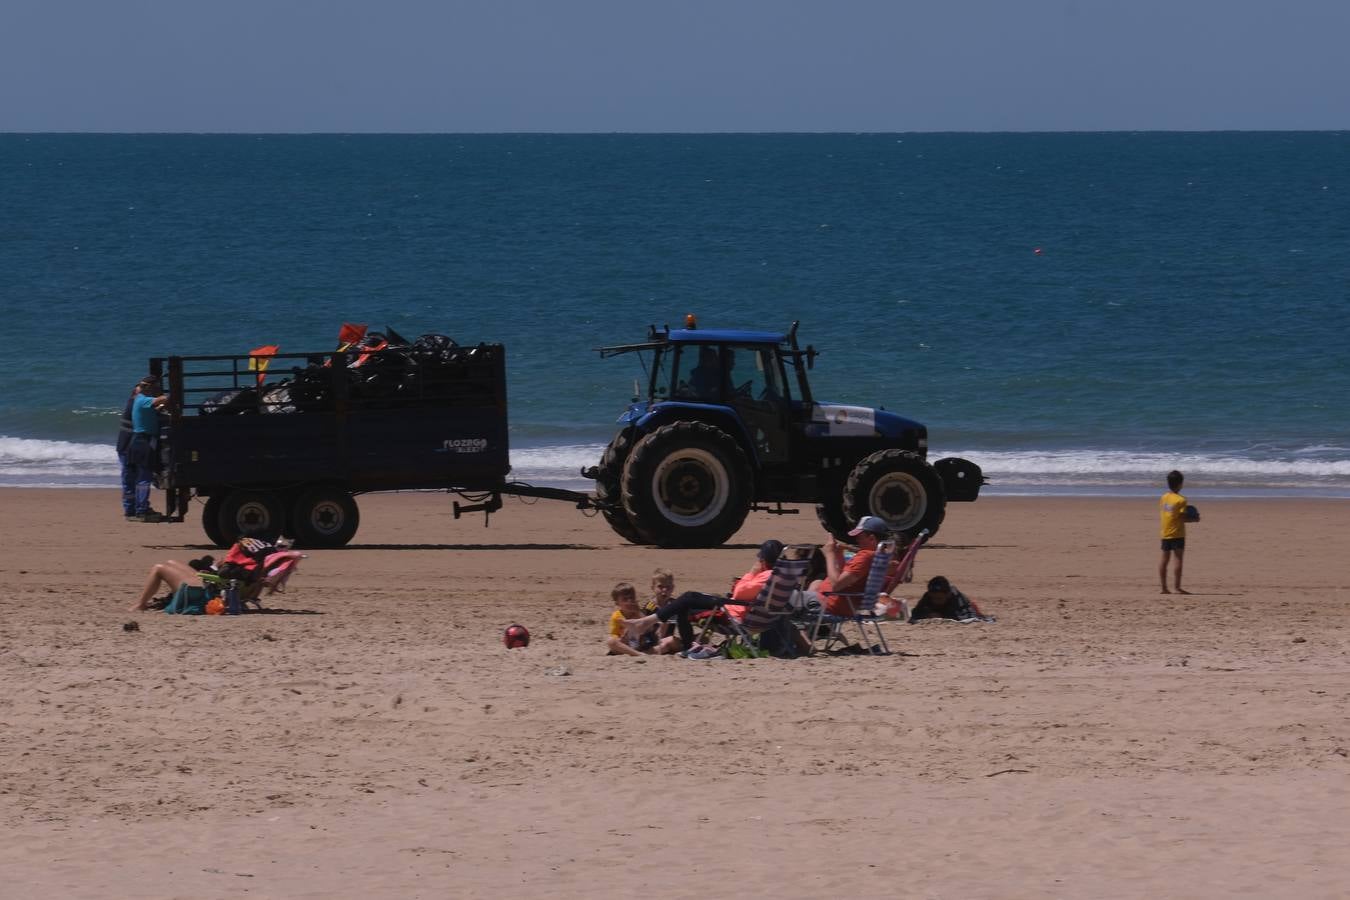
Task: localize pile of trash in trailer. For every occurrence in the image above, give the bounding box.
[199,323,502,416]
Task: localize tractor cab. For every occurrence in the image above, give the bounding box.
[600,318,816,467]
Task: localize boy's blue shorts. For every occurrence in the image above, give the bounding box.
[1160,538,1186,551]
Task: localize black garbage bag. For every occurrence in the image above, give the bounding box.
[200,387,258,416]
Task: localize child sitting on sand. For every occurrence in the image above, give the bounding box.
[607,582,680,656]
[646,568,675,614]
[646,568,678,645]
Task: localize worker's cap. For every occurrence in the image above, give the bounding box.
[848,516,889,537]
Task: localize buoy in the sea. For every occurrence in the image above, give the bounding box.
[1033,247,1043,255]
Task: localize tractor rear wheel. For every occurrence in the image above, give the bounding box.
[594,429,647,544]
[620,421,752,548]
[843,449,945,541]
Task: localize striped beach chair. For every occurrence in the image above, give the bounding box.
[814,539,897,655]
[718,545,814,658]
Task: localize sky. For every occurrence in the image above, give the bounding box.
[2,0,1348,132]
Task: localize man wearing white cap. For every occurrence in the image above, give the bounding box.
[807,515,898,617]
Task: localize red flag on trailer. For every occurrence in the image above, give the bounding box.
[249,344,279,387]
[337,323,367,349]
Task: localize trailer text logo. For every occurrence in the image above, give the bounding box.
[440,438,489,454]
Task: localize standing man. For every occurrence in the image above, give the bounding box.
[115,379,145,519]
[1159,469,1191,594]
[127,375,168,522]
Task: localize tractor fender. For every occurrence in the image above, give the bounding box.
[934,456,985,502]
[634,403,762,468]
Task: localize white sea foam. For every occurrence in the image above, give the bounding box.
[3,434,1348,493]
[0,436,119,479]
[935,448,1350,483]
[507,444,604,488]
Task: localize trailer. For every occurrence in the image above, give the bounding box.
[149,338,589,548]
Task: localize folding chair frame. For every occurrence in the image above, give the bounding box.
[810,530,929,656]
[705,545,814,658]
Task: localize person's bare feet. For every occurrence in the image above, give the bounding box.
[1175,588,1190,595]
[1160,588,1171,594]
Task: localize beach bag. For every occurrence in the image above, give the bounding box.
[164,584,209,615]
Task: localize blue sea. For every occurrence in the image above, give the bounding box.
[3,133,1348,496]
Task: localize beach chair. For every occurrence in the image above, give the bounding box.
[810,531,929,654]
[812,539,897,655]
[705,545,815,658]
[200,549,305,612]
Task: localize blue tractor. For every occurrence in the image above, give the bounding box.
[588,319,984,548]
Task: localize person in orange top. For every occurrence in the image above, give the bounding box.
[722,539,785,621]
[807,516,898,616]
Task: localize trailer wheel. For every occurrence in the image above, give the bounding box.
[814,493,853,544]
[620,421,751,548]
[291,487,360,548]
[594,429,647,544]
[217,490,287,544]
[843,449,946,541]
[202,495,229,548]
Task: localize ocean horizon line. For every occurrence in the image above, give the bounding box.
[5,129,1349,137]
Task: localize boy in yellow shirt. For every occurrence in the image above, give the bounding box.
[1159,470,1192,595]
[606,582,680,656]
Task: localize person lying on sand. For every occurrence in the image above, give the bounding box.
[130,559,203,611]
[908,575,994,623]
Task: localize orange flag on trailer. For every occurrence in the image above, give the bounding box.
[337,323,367,350]
[249,344,279,386]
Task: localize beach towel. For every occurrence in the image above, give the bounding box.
[163,584,209,615]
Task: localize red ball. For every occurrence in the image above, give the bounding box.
[503,624,530,649]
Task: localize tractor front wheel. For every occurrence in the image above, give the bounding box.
[842,449,945,541]
[814,492,853,544]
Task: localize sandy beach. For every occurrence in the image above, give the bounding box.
[3,487,1349,898]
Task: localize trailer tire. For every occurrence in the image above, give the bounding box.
[814,493,853,544]
[594,429,647,544]
[202,495,229,548]
[621,421,751,548]
[217,490,287,544]
[291,487,360,548]
[843,449,946,541]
